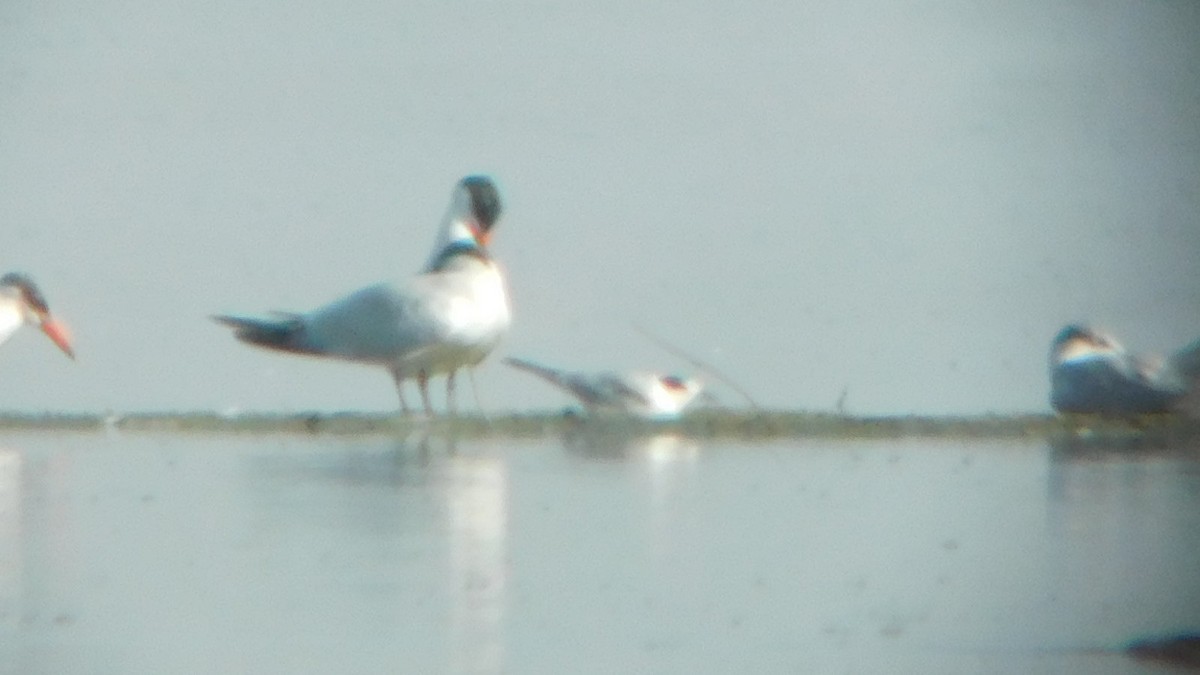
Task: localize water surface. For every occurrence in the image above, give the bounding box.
[1,431,1197,673]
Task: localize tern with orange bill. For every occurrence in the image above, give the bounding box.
[0,273,75,360]
[214,175,511,416]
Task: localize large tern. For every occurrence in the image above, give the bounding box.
[214,175,512,415]
[0,273,75,360]
[504,356,707,420]
[1049,324,1200,416]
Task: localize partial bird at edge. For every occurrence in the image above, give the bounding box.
[1049,324,1200,417]
[0,272,75,361]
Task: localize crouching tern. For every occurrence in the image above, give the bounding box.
[1049,324,1200,416]
[0,273,75,360]
[214,175,512,415]
[504,356,708,419]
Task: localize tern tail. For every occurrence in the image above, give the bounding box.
[212,314,315,355]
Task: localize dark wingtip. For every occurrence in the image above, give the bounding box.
[503,356,549,374]
[210,313,308,353]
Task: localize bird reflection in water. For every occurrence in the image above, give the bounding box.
[445,453,508,674]
[562,428,701,561]
[0,448,19,631]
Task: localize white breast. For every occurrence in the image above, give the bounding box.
[0,300,26,348]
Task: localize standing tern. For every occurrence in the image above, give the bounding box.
[214,175,511,415]
[1049,324,1200,416]
[0,273,75,360]
[504,356,707,420]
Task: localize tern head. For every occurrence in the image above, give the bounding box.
[654,375,707,413]
[1051,324,1121,367]
[0,273,75,359]
[426,175,503,271]
[460,175,502,240]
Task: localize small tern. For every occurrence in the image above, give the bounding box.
[504,356,707,419]
[1049,324,1200,416]
[0,273,74,360]
[214,175,512,415]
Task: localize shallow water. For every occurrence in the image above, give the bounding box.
[1,430,1197,674]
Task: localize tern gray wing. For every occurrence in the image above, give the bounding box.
[216,281,446,364]
[573,374,651,408]
[505,357,650,409]
[301,283,434,361]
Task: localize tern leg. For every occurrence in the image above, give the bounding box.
[389,368,411,415]
[468,368,490,421]
[446,369,458,417]
[417,370,434,418]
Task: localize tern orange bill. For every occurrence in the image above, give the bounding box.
[0,272,75,360]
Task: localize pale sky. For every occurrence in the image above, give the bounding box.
[1,0,1197,415]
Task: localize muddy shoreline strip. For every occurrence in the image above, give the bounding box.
[1,410,1198,445]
